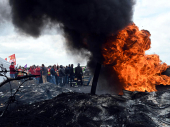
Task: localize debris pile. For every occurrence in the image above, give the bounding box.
[1,89,170,127]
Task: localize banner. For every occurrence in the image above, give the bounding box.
[9,54,16,65]
[5,58,7,61]
[24,64,27,68]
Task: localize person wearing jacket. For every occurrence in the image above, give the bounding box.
[54,64,58,85]
[42,64,47,83]
[75,63,83,86]
[29,66,34,75]
[59,65,65,86]
[35,66,41,84]
[47,66,52,83]
[65,66,70,85]
[50,65,56,85]
[9,62,15,78]
[56,65,60,85]
[69,64,74,87]
[28,66,35,80]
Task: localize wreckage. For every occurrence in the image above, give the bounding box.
[1,83,170,127]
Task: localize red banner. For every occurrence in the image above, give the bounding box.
[5,58,7,61]
[9,54,16,65]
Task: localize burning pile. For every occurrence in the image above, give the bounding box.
[103,23,170,92]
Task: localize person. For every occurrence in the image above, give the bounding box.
[42,64,47,83]
[54,64,58,85]
[47,66,52,83]
[15,67,18,78]
[17,66,23,77]
[65,66,70,85]
[39,66,43,83]
[35,66,41,84]
[29,66,34,75]
[9,62,15,78]
[50,65,56,85]
[75,63,83,86]
[69,64,74,87]
[56,65,60,85]
[59,65,65,87]
[28,66,35,80]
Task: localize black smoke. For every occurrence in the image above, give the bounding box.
[9,0,136,94]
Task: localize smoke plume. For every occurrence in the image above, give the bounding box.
[0,0,11,23]
[9,0,136,93]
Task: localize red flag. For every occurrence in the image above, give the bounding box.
[9,54,16,65]
[5,58,7,61]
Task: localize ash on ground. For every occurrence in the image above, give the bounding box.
[1,81,170,127]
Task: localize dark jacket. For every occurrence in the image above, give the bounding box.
[75,66,83,76]
[50,67,55,76]
[65,67,70,75]
[59,68,65,77]
[70,67,74,76]
[42,67,47,76]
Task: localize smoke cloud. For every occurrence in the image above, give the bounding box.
[9,0,136,94]
[0,0,11,23]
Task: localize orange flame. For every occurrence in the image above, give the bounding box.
[103,23,170,92]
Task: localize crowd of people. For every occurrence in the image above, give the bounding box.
[9,62,85,87]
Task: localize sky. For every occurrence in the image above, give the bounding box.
[0,0,170,67]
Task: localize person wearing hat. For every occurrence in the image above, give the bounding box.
[9,62,16,78]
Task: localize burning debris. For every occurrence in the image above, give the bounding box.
[102,23,170,92]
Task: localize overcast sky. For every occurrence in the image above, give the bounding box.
[0,0,170,67]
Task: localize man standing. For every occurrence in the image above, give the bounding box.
[42,64,47,83]
[65,66,70,85]
[35,66,41,84]
[69,64,74,87]
[47,66,52,83]
[56,65,60,85]
[9,62,15,78]
[50,65,56,85]
[75,63,83,86]
[59,65,65,86]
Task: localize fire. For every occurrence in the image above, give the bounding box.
[103,23,170,92]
